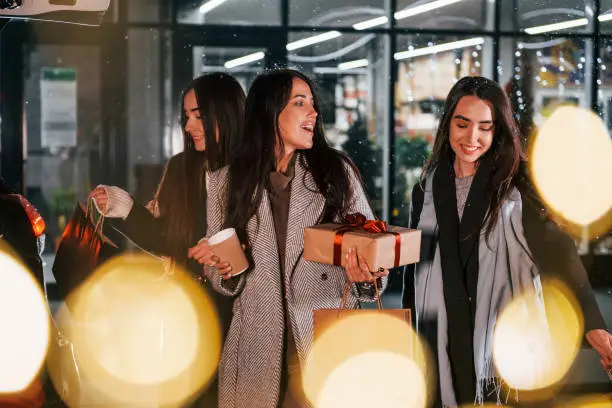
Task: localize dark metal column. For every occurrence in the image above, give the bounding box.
[387,0,397,224]
[0,21,26,193]
[100,1,128,188]
[493,0,501,82]
[592,0,601,113]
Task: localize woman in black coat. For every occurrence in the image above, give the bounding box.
[88,72,246,407]
[402,76,611,407]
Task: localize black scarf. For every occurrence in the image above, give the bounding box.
[432,153,493,405]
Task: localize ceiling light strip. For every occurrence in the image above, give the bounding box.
[524,18,588,35]
[338,59,369,70]
[224,51,265,69]
[199,0,229,14]
[394,37,484,60]
[353,16,388,30]
[394,0,464,20]
[286,31,342,51]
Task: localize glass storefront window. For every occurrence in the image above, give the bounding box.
[193,46,265,85]
[502,36,593,253]
[288,32,390,218]
[177,0,281,26]
[129,0,168,23]
[502,37,589,139]
[128,28,166,203]
[596,39,612,254]
[601,0,612,33]
[502,0,592,34]
[396,0,492,30]
[289,0,388,29]
[23,45,102,254]
[177,45,266,156]
[392,34,493,226]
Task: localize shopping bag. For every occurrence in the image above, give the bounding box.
[308,281,415,405]
[313,280,412,338]
[52,200,121,301]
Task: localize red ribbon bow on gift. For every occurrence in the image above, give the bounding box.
[333,213,401,269]
[343,213,388,234]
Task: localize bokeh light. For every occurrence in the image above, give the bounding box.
[493,279,583,392]
[0,241,50,393]
[530,105,612,238]
[317,351,426,408]
[302,311,432,408]
[48,254,221,407]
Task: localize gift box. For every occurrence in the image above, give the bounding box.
[303,213,421,272]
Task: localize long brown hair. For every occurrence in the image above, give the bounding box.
[421,76,526,237]
[156,73,245,263]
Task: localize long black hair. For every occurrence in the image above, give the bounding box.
[156,72,245,262]
[225,69,359,247]
[421,76,526,237]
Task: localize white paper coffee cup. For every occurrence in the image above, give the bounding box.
[208,228,249,276]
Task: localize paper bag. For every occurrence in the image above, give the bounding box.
[52,201,120,300]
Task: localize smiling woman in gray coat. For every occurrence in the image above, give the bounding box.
[188,69,389,408]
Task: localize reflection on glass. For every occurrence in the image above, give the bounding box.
[23,45,101,254]
[596,39,612,254]
[192,46,264,90]
[128,29,166,203]
[502,37,592,253]
[601,0,612,33]
[503,38,588,141]
[288,33,388,218]
[501,0,591,33]
[392,35,490,226]
[396,0,490,30]
[129,0,166,23]
[171,45,265,157]
[177,0,281,26]
[289,0,387,28]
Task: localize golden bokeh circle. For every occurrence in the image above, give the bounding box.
[493,279,583,392]
[48,254,221,407]
[0,241,50,393]
[302,311,432,408]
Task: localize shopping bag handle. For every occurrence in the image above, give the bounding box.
[86,198,106,237]
[339,279,382,311]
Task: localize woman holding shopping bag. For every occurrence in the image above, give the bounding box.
[87,72,246,407]
[188,69,389,408]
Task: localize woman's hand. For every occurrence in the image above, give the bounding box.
[88,186,108,214]
[343,246,389,283]
[586,329,612,372]
[188,239,234,279]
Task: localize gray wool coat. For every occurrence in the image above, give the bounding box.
[203,155,388,408]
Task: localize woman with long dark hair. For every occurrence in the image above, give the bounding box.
[90,72,244,264]
[88,72,246,407]
[188,69,388,408]
[402,76,611,407]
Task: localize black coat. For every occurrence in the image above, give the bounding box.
[403,181,605,336]
[403,179,606,407]
[110,154,233,408]
[111,154,234,334]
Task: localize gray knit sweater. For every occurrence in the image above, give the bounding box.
[455,175,474,219]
